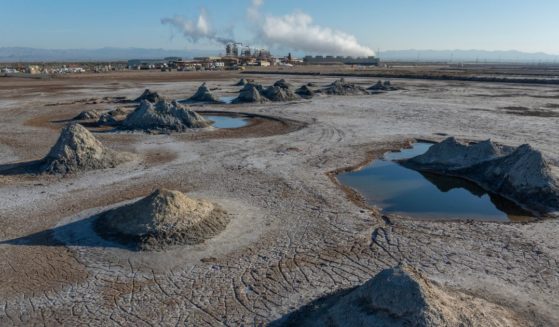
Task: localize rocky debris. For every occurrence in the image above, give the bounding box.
[40,123,131,175]
[262,85,299,102]
[280,266,522,327]
[234,78,254,86]
[122,100,211,132]
[73,109,101,121]
[368,80,399,91]
[94,189,229,251]
[273,79,294,90]
[134,89,163,103]
[323,78,369,96]
[231,83,269,104]
[188,82,221,103]
[402,137,559,215]
[307,82,318,87]
[295,85,315,98]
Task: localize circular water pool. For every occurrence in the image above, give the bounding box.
[202,114,250,129]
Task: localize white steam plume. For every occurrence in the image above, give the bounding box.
[248,1,374,57]
[161,9,233,45]
[247,0,263,21]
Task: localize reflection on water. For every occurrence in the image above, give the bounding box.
[203,115,249,129]
[179,95,235,104]
[338,142,533,221]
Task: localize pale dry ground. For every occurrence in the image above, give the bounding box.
[0,71,558,325]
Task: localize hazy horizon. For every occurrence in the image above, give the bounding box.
[2,47,559,63]
[2,46,559,56]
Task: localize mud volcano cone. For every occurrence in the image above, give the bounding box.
[232,83,269,104]
[402,137,559,215]
[273,79,294,90]
[73,109,101,121]
[368,80,398,91]
[368,80,385,91]
[122,100,211,132]
[286,266,521,326]
[262,85,299,102]
[404,137,512,170]
[323,78,369,95]
[189,82,221,103]
[454,144,559,214]
[95,189,229,250]
[108,107,128,117]
[134,89,163,103]
[295,85,315,98]
[234,78,253,86]
[97,113,118,126]
[41,123,130,174]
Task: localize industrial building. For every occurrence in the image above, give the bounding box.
[208,43,273,67]
[127,59,168,70]
[225,42,271,60]
[225,43,241,57]
[127,44,380,72]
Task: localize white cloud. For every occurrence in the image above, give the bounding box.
[258,11,374,57]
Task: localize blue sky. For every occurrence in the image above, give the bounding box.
[2,0,559,54]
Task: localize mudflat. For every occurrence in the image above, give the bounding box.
[0,69,558,325]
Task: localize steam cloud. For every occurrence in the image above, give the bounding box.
[247,0,263,21]
[161,9,233,45]
[259,11,374,57]
[163,1,374,57]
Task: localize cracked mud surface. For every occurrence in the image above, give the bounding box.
[0,71,558,325]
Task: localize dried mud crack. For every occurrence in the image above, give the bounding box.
[1,72,558,326]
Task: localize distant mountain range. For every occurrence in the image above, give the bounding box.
[379,49,559,63]
[1,47,558,63]
[0,47,215,62]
